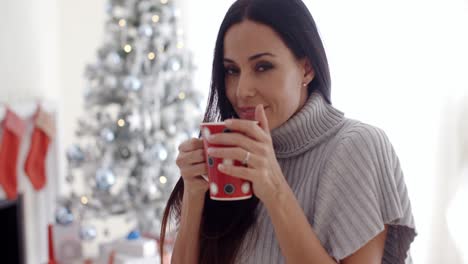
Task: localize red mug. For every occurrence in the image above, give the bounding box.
[200,122,256,201]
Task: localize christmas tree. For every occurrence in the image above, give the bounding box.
[56,0,203,243]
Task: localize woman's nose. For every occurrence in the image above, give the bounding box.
[236,73,256,99]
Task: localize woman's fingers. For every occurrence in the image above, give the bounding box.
[178,138,204,152]
[255,104,270,133]
[206,132,263,154]
[221,116,270,143]
[176,148,205,167]
[179,162,207,179]
[176,137,208,179]
[207,147,263,169]
[176,138,210,195]
[217,163,257,182]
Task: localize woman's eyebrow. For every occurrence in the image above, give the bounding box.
[223,52,275,63]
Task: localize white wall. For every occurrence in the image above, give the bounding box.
[180,0,235,97]
[1,0,105,263]
[57,0,106,178]
[1,1,61,263]
[1,0,106,189]
[306,1,468,262]
[0,0,60,102]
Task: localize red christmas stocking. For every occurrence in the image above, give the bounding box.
[24,107,54,191]
[0,108,26,200]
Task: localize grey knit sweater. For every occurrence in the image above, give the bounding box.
[235,91,416,263]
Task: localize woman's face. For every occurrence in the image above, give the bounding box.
[223,20,314,130]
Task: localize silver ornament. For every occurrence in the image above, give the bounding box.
[105,52,123,71]
[103,75,118,89]
[126,111,142,132]
[165,56,182,71]
[138,24,153,38]
[112,6,128,19]
[79,225,97,241]
[100,128,115,142]
[123,75,143,91]
[142,181,161,201]
[141,111,153,132]
[66,144,85,164]
[55,207,74,225]
[165,124,177,136]
[95,168,116,191]
[158,145,168,161]
[118,146,131,160]
[145,143,168,162]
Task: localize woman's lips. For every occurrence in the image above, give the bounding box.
[238,106,267,120]
[239,111,255,120]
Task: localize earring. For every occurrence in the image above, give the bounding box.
[302,82,307,87]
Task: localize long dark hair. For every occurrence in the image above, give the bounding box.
[160,0,331,263]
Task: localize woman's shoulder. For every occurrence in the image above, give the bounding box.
[332,118,395,156]
[337,118,390,142]
[321,118,399,180]
[314,118,416,263]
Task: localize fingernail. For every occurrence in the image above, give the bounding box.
[207,148,213,154]
[225,119,232,125]
[201,174,209,182]
[218,164,225,170]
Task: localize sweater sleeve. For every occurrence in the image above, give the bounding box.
[313,122,416,263]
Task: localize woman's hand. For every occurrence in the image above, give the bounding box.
[175,138,209,197]
[205,104,288,205]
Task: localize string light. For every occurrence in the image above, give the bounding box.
[178,92,186,100]
[160,0,168,4]
[148,52,156,60]
[81,196,89,205]
[159,176,167,184]
[124,44,132,53]
[117,119,126,127]
[118,19,126,27]
[177,41,184,49]
[152,15,160,23]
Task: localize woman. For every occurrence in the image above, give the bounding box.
[160,0,416,263]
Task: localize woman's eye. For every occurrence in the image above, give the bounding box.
[224,67,238,75]
[256,63,273,72]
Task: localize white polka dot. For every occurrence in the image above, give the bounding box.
[203,127,211,138]
[241,182,250,194]
[210,182,218,195]
[223,159,233,166]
